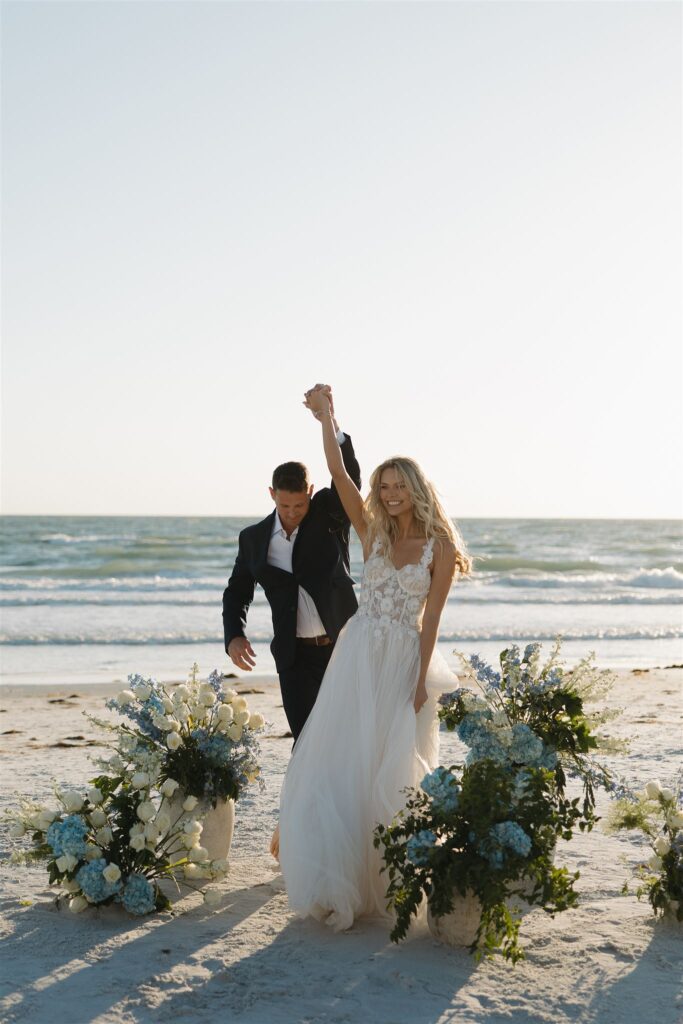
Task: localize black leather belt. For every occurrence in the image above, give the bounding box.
[297,635,333,647]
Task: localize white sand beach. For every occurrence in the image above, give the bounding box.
[1,668,681,1024]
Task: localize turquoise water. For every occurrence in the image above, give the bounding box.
[1,516,681,684]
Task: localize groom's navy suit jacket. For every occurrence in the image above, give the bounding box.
[222,436,361,674]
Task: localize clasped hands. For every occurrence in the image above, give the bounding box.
[303,383,334,419]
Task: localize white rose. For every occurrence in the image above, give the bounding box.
[184,819,203,834]
[136,683,152,700]
[116,689,136,706]
[85,845,103,861]
[56,854,78,873]
[227,724,242,742]
[204,889,222,905]
[9,823,26,838]
[155,813,171,835]
[61,791,84,813]
[189,846,209,863]
[248,713,265,730]
[654,837,671,857]
[660,788,674,803]
[174,684,190,701]
[131,772,150,790]
[645,781,663,799]
[61,879,80,893]
[182,833,200,849]
[217,704,234,723]
[136,801,156,822]
[144,822,159,842]
[129,822,145,837]
[166,732,182,751]
[95,827,113,846]
[183,862,203,879]
[200,691,217,707]
[89,808,107,828]
[647,854,663,871]
[234,710,250,728]
[87,787,103,805]
[232,696,247,712]
[130,834,146,851]
[102,863,121,884]
[69,896,89,914]
[162,696,174,713]
[182,795,199,812]
[668,811,683,828]
[175,705,190,723]
[211,858,229,876]
[159,778,180,798]
[28,812,47,830]
[224,688,237,701]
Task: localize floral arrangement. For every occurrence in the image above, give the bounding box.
[375,639,624,961]
[605,775,683,920]
[375,759,586,962]
[438,640,624,821]
[99,665,265,806]
[5,773,228,915]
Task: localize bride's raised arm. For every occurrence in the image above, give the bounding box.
[304,388,367,544]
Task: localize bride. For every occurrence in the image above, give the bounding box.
[277,385,472,931]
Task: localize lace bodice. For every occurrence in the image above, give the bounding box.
[357,537,434,639]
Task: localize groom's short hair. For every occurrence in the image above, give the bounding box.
[272,462,309,492]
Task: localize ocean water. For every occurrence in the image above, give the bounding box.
[0,516,681,686]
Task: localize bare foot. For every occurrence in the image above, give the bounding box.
[270,824,280,862]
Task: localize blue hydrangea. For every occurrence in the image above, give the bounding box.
[192,728,234,765]
[523,643,541,662]
[46,815,89,858]
[509,723,545,766]
[406,830,437,866]
[421,767,460,812]
[479,820,532,867]
[438,687,468,708]
[76,860,122,903]
[121,873,156,915]
[459,713,509,765]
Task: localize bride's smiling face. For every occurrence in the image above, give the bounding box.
[379,468,412,517]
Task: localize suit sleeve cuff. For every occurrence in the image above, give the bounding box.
[336,429,346,445]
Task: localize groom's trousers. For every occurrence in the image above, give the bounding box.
[278,640,335,744]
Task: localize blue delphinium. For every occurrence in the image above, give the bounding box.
[406,830,437,866]
[121,873,156,915]
[479,820,533,868]
[421,767,460,812]
[438,686,468,708]
[46,815,89,858]
[106,674,165,742]
[207,669,225,696]
[468,654,502,690]
[76,860,122,903]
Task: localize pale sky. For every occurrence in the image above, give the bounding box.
[1,1,681,519]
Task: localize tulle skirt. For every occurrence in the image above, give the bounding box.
[278,613,457,931]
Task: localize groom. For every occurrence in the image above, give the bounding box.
[222,385,361,743]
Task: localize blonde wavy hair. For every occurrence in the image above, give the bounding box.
[364,456,472,577]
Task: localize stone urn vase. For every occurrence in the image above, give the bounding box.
[427,890,483,947]
[163,793,235,863]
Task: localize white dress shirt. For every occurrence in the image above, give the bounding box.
[267,429,346,638]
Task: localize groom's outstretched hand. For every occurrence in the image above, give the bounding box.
[228,636,256,672]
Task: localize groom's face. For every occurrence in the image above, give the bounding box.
[269,486,314,533]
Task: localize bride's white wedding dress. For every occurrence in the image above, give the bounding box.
[279,536,455,931]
